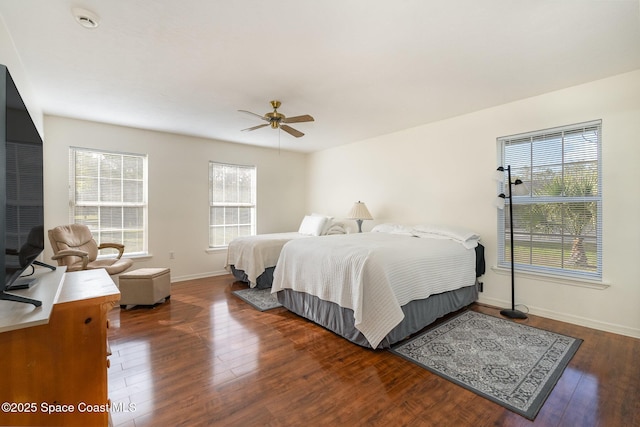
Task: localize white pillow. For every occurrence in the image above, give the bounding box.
[324,222,347,235]
[298,215,329,236]
[312,213,334,235]
[370,223,414,236]
[412,224,480,248]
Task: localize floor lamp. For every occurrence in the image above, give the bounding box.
[496,165,528,320]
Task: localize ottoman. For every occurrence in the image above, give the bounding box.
[119,267,171,308]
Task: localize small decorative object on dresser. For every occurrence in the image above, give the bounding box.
[118,267,171,308]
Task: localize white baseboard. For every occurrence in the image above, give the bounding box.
[478,296,640,339]
[171,269,229,283]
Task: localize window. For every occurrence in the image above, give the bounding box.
[69,147,147,256]
[209,162,256,248]
[497,120,602,280]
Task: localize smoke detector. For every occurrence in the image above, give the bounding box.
[72,8,100,29]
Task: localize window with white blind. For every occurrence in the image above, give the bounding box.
[497,120,602,280]
[209,162,256,248]
[69,147,147,256]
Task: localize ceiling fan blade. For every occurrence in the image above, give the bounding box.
[282,114,314,124]
[280,124,304,138]
[238,110,269,122]
[241,123,270,132]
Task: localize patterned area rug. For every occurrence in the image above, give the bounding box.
[232,287,282,311]
[391,310,582,420]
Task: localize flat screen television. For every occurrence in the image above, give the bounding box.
[0,64,52,307]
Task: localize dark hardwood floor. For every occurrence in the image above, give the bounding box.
[107,275,639,426]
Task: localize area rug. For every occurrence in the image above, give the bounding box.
[232,288,282,311]
[390,310,582,420]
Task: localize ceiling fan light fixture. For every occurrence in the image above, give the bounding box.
[72,8,100,29]
[239,100,314,138]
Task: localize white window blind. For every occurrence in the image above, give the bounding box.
[497,120,602,280]
[69,147,148,256]
[209,162,256,248]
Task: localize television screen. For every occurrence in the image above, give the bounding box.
[1,65,45,296]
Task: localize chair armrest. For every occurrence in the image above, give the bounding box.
[98,243,125,259]
[51,249,89,269]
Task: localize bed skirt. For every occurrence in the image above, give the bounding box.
[229,265,274,289]
[276,281,479,349]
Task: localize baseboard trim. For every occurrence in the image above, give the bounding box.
[171,270,229,283]
[477,296,640,339]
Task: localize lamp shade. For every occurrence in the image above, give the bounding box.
[347,201,373,220]
[512,180,529,196]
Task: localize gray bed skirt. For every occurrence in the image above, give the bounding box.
[229,265,274,289]
[276,282,479,349]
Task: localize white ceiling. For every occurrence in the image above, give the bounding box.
[1,0,639,153]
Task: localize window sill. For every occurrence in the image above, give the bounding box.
[97,253,152,261]
[127,253,153,261]
[490,266,610,290]
[205,247,227,254]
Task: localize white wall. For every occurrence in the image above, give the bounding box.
[307,70,640,338]
[0,15,43,135]
[43,116,308,281]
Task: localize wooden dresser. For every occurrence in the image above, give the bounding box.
[0,267,120,426]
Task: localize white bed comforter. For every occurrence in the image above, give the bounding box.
[271,232,476,348]
[225,232,310,286]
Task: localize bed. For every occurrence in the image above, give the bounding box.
[225,214,346,289]
[271,224,485,349]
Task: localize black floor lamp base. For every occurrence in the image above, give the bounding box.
[500,308,528,319]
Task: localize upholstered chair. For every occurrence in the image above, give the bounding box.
[48,224,133,275]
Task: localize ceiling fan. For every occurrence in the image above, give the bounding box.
[239,100,314,138]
